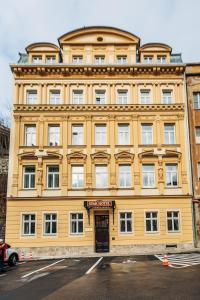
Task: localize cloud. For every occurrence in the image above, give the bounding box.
[1,0,200,123]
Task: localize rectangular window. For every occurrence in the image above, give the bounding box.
[95,56,105,64]
[72,90,84,104]
[167,211,180,232]
[157,56,166,63]
[70,213,83,234]
[32,56,42,64]
[117,56,127,64]
[119,212,132,233]
[95,124,107,145]
[118,124,130,145]
[26,90,37,104]
[198,162,200,180]
[95,90,106,104]
[47,166,59,189]
[117,90,128,104]
[44,213,57,235]
[72,165,84,188]
[162,90,173,104]
[23,166,35,189]
[142,164,155,188]
[119,165,131,188]
[145,211,158,232]
[72,125,83,145]
[144,56,153,64]
[141,124,153,144]
[22,214,36,236]
[193,92,200,109]
[164,124,175,144]
[196,127,200,143]
[95,165,108,188]
[46,56,56,64]
[49,90,61,104]
[166,164,178,187]
[48,125,60,146]
[140,90,151,104]
[25,125,36,146]
[72,56,83,64]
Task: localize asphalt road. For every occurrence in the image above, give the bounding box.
[0,254,200,300]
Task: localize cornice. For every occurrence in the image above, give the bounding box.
[14,103,185,113]
[11,64,185,76]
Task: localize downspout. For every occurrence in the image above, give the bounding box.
[184,71,198,247]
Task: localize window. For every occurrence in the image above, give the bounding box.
[118,124,130,145]
[44,213,57,235]
[119,212,132,233]
[72,165,84,188]
[22,214,36,236]
[32,56,42,64]
[145,211,158,232]
[164,124,175,144]
[47,166,59,189]
[70,213,83,234]
[196,127,200,143]
[117,90,128,104]
[117,56,127,64]
[23,166,35,189]
[141,124,153,144]
[46,56,56,64]
[95,90,106,104]
[162,90,173,104]
[142,165,155,188]
[49,90,61,104]
[193,92,200,109]
[95,165,108,188]
[157,56,166,63]
[26,90,37,104]
[48,125,60,146]
[166,164,178,187]
[144,56,153,64]
[95,56,105,64]
[167,211,180,232]
[198,162,200,180]
[25,125,36,146]
[140,90,151,104]
[72,125,83,145]
[72,56,83,64]
[72,90,84,104]
[95,124,107,145]
[119,165,131,188]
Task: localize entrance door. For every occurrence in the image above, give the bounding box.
[95,215,109,253]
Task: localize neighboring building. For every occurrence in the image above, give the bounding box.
[186,64,200,246]
[6,26,193,257]
[0,123,10,239]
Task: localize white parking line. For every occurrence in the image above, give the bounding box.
[0,273,7,277]
[21,259,65,278]
[85,257,103,275]
[155,253,200,269]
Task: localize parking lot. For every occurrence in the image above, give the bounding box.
[1,254,200,300]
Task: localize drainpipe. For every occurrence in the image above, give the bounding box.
[184,71,198,247]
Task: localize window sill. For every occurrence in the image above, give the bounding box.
[138,144,157,147]
[20,189,37,191]
[161,144,180,147]
[44,188,61,190]
[44,145,63,148]
[19,146,39,149]
[68,188,85,191]
[68,145,86,148]
[145,231,159,234]
[142,187,157,189]
[115,144,132,147]
[92,145,110,148]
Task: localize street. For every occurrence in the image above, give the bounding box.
[1,254,200,300]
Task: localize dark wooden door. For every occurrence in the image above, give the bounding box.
[95,215,109,252]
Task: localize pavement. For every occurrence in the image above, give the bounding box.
[1,253,200,300]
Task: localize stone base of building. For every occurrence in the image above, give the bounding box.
[14,243,194,260]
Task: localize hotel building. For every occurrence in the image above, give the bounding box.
[6,26,194,257]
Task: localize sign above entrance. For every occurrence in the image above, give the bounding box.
[84,200,115,210]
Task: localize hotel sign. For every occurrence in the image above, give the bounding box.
[84,200,115,210]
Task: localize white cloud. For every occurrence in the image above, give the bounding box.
[1,0,200,123]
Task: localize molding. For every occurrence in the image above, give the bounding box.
[115,151,135,162]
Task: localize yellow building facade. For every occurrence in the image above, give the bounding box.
[6,27,194,257]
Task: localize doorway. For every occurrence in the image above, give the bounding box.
[95,214,109,253]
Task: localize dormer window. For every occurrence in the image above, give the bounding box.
[144,56,153,64]
[117,56,127,64]
[95,90,106,104]
[32,56,42,64]
[46,56,56,64]
[73,56,83,64]
[157,56,166,64]
[95,56,105,65]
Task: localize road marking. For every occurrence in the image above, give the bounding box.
[155,253,200,269]
[17,262,26,265]
[85,257,103,274]
[0,273,7,277]
[21,259,65,278]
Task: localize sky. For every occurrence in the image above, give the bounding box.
[0,0,200,125]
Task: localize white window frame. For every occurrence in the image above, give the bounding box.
[72,124,84,145]
[144,56,153,64]
[43,213,57,236]
[166,164,178,188]
[142,164,155,188]
[23,166,36,189]
[70,212,84,235]
[164,124,175,144]
[95,165,108,188]
[145,211,159,233]
[166,210,180,233]
[117,56,127,64]
[119,165,132,188]
[72,90,84,104]
[47,165,59,189]
[95,56,105,65]
[140,90,151,104]
[157,56,166,63]
[46,56,56,64]
[95,90,106,104]
[119,211,133,234]
[196,127,200,144]
[26,90,37,104]
[48,125,60,146]
[72,56,83,64]
[162,90,173,104]
[118,124,130,145]
[193,92,200,109]
[32,56,42,64]
[117,90,128,104]
[24,125,36,146]
[71,165,84,189]
[95,124,107,145]
[141,124,153,144]
[22,213,36,236]
[49,90,61,104]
